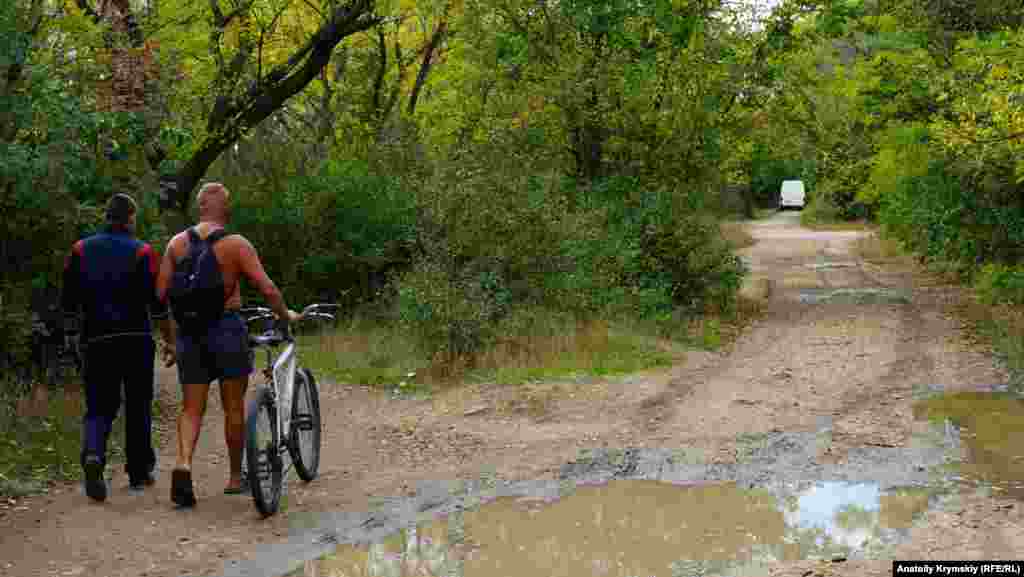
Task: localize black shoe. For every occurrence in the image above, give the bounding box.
[170,468,196,508]
[129,468,157,492]
[83,455,107,502]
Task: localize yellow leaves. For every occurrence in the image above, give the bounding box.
[991,64,1011,81]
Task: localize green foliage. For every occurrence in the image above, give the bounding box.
[976,265,1024,307]
[750,143,813,208]
[394,171,746,359]
[0,284,32,381]
[860,122,930,207]
[231,160,417,308]
[0,394,90,496]
[0,1,138,374]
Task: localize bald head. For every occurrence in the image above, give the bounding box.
[197,182,231,223]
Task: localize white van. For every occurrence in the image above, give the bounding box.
[779,180,806,210]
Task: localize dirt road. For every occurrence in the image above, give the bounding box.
[3,211,1022,577]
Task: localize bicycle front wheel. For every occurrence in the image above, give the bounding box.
[289,368,322,482]
[246,386,283,517]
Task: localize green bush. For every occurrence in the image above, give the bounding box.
[396,257,511,358]
[231,160,417,309]
[394,172,747,358]
[394,166,569,357]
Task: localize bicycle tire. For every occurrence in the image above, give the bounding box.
[246,386,283,517]
[289,367,322,482]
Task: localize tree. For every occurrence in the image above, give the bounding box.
[71,0,382,214]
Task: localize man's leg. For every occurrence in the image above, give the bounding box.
[213,312,253,493]
[172,331,211,507]
[124,337,157,488]
[220,376,248,492]
[176,383,210,471]
[81,341,120,502]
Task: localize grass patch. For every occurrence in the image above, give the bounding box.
[680,295,767,351]
[473,318,680,386]
[297,315,425,388]
[297,293,767,398]
[853,233,911,265]
[719,221,755,250]
[0,385,118,497]
[954,301,1024,390]
[298,311,697,391]
[0,376,171,499]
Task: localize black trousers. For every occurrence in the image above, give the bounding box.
[81,336,156,481]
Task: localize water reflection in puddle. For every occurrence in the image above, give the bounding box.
[290,479,936,577]
[913,390,1024,499]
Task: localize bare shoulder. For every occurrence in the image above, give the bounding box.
[166,230,188,257]
[219,233,258,267]
[223,233,255,253]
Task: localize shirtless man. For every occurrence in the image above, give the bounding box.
[157,182,300,507]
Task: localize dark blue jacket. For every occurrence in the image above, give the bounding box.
[61,228,169,344]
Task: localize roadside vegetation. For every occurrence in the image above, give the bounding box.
[759,0,1024,386]
[3,0,1019,496]
[0,0,770,495]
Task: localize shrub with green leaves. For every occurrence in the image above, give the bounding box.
[394,172,747,358]
[231,160,418,308]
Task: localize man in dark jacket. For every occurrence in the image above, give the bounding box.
[62,193,176,502]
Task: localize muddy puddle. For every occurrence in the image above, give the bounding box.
[286,479,937,577]
[913,390,1024,499]
[222,410,964,577]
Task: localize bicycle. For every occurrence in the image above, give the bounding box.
[239,303,339,517]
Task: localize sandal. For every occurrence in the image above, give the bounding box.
[224,472,250,495]
[171,468,196,508]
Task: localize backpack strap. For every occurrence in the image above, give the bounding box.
[206,229,230,245]
[181,227,204,264]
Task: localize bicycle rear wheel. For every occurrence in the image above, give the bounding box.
[246,386,283,517]
[290,368,322,482]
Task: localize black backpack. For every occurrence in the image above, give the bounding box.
[168,227,230,335]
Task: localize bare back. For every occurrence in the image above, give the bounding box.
[160,222,277,311]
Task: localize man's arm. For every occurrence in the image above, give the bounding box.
[139,243,176,347]
[235,236,298,322]
[155,235,178,304]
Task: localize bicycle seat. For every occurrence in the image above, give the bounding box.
[249,332,287,348]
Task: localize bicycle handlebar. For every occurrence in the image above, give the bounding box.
[239,303,339,321]
[242,304,338,348]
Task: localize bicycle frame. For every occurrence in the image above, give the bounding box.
[245,323,297,461]
[242,304,338,458]
[271,341,297,444]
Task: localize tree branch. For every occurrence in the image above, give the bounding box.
[168,0,382,212]
[407,19,447,115]
[372,27,387,118]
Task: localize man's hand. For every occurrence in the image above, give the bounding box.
[157,318,176,366]
[286,309,302,324]
[161,341,177,367]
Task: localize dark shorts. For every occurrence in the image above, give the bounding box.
[176,312,253,385]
